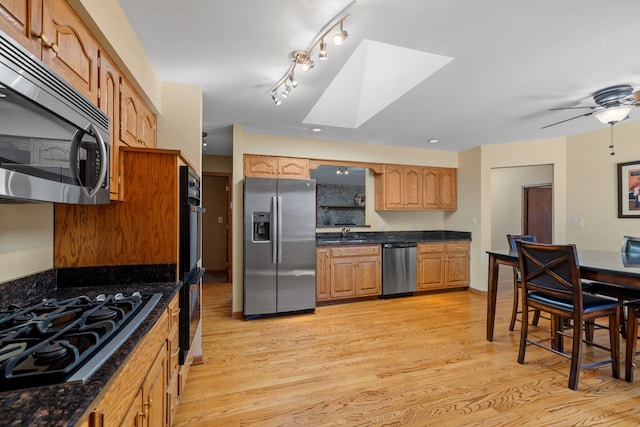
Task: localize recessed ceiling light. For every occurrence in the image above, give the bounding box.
[311,127,322,132]
[427,138,439,143]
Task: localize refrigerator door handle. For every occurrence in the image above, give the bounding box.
[277,196,283,263]
[271,196,278,264]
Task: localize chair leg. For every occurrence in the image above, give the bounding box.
[610,308,620,380]
[568,318,583,390]
[509,271,519,331]
[517,295,529,364]
[620,301,626,336]
[532,309,541,326]
[625,306,639,382]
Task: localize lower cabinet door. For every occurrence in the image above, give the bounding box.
[122,388,144,427]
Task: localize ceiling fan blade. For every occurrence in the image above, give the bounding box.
[549,106,597,111]
[541,111,595,129]
[621,91,640,105]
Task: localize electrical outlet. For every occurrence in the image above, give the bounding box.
[571,217,584,228]
[411,224,417,229]
[380,223,387,230]
[218,216,223,224]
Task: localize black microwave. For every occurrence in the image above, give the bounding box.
[0,29,109,204]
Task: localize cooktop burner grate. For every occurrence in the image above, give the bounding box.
[0,292,162,391]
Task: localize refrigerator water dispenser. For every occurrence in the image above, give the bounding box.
[252,212,270,242]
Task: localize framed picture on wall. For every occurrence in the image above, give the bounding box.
[618,160,640,218]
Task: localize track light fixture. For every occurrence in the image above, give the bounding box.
[269,2,355,106]
[336,166,349,175]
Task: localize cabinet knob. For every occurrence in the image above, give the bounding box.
[35,32,59,53]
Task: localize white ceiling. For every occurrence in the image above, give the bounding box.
[118,0,640,156]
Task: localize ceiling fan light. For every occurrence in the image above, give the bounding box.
[594,106,634,124]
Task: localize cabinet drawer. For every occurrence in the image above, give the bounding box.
[330,245,380,257]
[418,242,445,253]
[446,242,469,252]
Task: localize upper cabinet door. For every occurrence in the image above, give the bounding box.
[402,166,423,209]
[119,78,140,147]
[98,51,121,200]
[42,0,98,104]
[438,168,457,210]
[0,0,43,56]
[139,100,156,148]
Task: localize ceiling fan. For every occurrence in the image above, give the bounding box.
[542,84,640,129]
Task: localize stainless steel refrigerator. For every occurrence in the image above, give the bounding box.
[243,177,316,318]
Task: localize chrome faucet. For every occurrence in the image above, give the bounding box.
[341,227,351,238]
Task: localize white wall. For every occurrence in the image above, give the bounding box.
[566,120,640,250]
[0,204,53,283]
[156,82,203,173]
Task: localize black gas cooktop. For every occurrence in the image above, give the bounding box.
[0,292,161,391]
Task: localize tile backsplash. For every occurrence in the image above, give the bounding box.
[317,184,365,227]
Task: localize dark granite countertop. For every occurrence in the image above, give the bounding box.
[0,281,182,427]
[316,230,471,246]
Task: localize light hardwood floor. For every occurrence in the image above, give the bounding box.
[173,270,640,426]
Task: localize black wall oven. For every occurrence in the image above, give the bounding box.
[179,166,205,364]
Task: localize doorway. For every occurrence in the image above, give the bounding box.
[523,185,552,243]
[490,164,553,249]
[202,173,232,282]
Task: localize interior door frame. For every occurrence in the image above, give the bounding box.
[203,172,232,282]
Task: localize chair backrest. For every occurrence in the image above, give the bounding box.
[516,240,583,308]
[622,236,640,254]
[507,234,537,252]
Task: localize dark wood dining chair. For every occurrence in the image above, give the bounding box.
[587,236,640,337]
[516,241,621,390]
[506,234,540,331]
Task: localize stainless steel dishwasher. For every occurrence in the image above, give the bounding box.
[382,242,417,297]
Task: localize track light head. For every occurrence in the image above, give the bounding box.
[301,58,315,71]
[288,75,298,88]
[319,40,328,60]
[271,93,281,105]
[334,22,348,45]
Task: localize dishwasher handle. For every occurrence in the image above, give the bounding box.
[383,242,417,249]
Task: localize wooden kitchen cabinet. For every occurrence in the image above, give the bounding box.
[55,148,189,268]
[42,0,99,104]
[422,167,457,210]
[375,164,457,211]
[316,247,331,301]
[0,0,98,103]
[0,0,43,56]
[374,165,422,210]
[166,295,181,426]
[88,301,171,427]
[243,154,309,179]
[316,245,381,302]
[417,241,469,291]
[120,78,157,149]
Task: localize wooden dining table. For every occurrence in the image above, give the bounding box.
[485,248,640,341]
